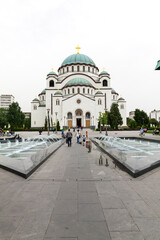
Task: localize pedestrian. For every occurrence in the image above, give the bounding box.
[66,129,72,147]
[139,128,144,137]
[39,129,42,135]
[82,134,86,146]
[75,129,81,143]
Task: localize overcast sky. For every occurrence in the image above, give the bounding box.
[0,0,160,116]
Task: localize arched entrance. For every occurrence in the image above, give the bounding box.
[75,109,83,127]
[67,112,72,128]
[85,112,91,127]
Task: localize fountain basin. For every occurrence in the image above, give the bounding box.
[0,134,64,178]
[93,136,160,177]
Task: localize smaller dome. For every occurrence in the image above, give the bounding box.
[64,78,93,87]
[95,91,103,95]
[47,71,57,76]
[54,91,62,95]
[99,71,109,75]
[118,97,125,101]
[41,89,46,94]
[32,98,39,102]
[111,88,117,94]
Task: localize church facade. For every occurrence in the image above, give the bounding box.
[31,48,126,129]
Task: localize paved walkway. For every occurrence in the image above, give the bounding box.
[1,132,160,239]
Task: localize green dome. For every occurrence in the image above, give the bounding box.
[32,98,39,102]
[95,91,103,94]
[54,91,62,95]
[65,78,93,87]
[47,72,57,76]
[99,71,109,75]
[41,89,46,94]
[111,88,117,94]
[61,54,96,67]
[118,97,125,101]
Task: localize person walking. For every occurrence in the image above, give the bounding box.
[75,129,81,143]
[66,129,72,147]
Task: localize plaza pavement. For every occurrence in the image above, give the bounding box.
[1,130,160,239]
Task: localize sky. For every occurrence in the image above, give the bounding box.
[0,0,160,116]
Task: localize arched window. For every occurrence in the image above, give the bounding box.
[49,80,54,87]
[91,89,93,95]
[103,80,108,87]
[88,67,90,72]
[72,88,74,94]
[42,96,44,100]
[98,99,102,105]
[67,67,69,72]
[83,66,85,72]
[113,95,115,100]
[78,88,80,93]
[63,68,64,74]
[77,66,79,72]
[56,99,60,105]
[92,68,94,73]
[88,89,90,94]
[33,105,37,110]
[65,90,66,95]
[83,88,85,94]
[68,89,70,94]
[67,112,72,119]
[72,66,74,72]
[86,112,90,119]
[120,104,124,109]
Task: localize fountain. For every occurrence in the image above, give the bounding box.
[93,136,160,177]
[0,134,64,178]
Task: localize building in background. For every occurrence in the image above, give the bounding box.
[129,111,135,120]
[31,47,127,128]
[149,109,160,122]
[0,94,14,109]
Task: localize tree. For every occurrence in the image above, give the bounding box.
[108,103,123,129]
[134,109,149,127]
[127,118,137,128]
[44,117,47,129]
[149,118,159,127]
[7,102,25,130]
[24,116,31,129]
[57,120,60,131]
[0,108,8,128]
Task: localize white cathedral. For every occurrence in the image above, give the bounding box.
[31,47,126,129]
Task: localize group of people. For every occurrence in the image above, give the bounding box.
[65,128,88,147]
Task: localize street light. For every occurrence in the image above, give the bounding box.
[105,108,108,136]
[55,112,58,133]
[64,116,66,128]
[47,108,50,136]
[99,112,101,133]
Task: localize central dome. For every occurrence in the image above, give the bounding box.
[61,54,96,67]
[64,78,93,87]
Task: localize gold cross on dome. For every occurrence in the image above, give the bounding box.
[51,68,53,72]
[98,88,100,91]
[58,88,59,91]
[76,45,81,54]
[103,67,105,71]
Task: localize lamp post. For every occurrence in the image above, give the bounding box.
[64,116,66,128]
[55,112,58,133]
[99,112,101,133]
[105,108,108,136]
[47,108,50,136]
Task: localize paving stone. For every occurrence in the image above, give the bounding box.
[53,199,77,215]
[99,195,124,209]
[11,233,44,240]
[78,192,99,203]
[78,203,105,221]
[78,181,96,192]
[104,209,138,232]
[0,216,21,237]
[123,200,157,218]
[110,232,144,240]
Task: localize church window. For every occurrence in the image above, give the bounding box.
[42,96,44,101]
[34,121,36,125]
[83,88,85,94]
[56,99,60,105]
[67,112,72,119]
[33,105,37,110]
[98,99,102,105]
[88,89,90,94]
[120,104,124,109]
[113,95,115,100]
[92,68,94,73]
[103,80,108,87]
[83,66,85,72]
[77,99,81,104]
[49,80,54,87]
[86,112,90,119]
[72,66,74,72]
[78,88,80,93]
[77,66,80,72]
[68,89,70,94]
[67,67,69,72]
[91,89,93,95]
[88,67,90,72]
[63,68,64,74]
[65,90,66,95]
[72,88,74,94]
